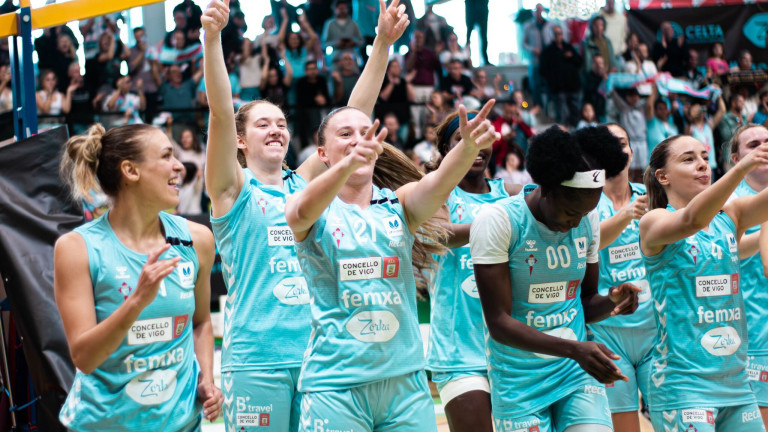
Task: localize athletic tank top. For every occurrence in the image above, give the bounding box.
[427,178,508,372]
[643,207,753,410]
[295,186,422,391]
[590,182,654,329]
[59,212,201,431]
[732,179,768,355]
[488,193,601,417]
[211,168,311,371]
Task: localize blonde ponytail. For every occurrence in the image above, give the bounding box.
[61,124,105,202]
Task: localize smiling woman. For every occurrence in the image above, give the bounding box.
[54,123,222,431]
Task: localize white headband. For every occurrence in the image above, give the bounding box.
[560,170,606,188]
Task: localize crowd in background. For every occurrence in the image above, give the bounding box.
[0,0,766,214]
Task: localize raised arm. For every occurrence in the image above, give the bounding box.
[202,0,244,217]
[286,120,386,241]
[599,195,648,249]
[641,143,768,254]
[347,0,409,116]
[709,95,726,129]
[54,234,179,374]
[397,101,499,232]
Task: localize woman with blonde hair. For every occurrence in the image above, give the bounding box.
[55,123,222,430]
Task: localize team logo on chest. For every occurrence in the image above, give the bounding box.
[525,254,537,275]
[332,227,345,247]
[118,282,133,300]
[257,197,268,215]
[455,204,466,221]
[688,243,700,264]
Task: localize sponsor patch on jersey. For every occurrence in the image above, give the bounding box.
[382,215,404,238]
[746,368,768,382]
[125,369,177,405]
[177,261,195,288]
[681,409,715,424]
[608,242,641,264]
[527,280,579,304]
[700,325,741,356]
[345,310,400,342]
[460,274,479,298]
[574,237,587,258]
[726,233,738,253]
[273,276,310,305]
[237,413,271,426]
[339,257,399,281]
[267,226,294,246]
[128,315,187,345]
[634,279,652,303]
[695,274,734,297]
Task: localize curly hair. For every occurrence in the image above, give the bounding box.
[527,125,627,189]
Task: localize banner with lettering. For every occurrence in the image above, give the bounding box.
[628,4,768,69]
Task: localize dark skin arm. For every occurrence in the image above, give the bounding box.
[475,260,635,384]
[580,262,640,323]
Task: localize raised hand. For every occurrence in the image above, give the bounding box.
[346,118,385,171]
[622,194,648,220]
[572,341,628,384]
[458,99,501,152]
[377,0,410,46]
[735,142,768,174]
[201,0,230,35]
[132,244,180,309]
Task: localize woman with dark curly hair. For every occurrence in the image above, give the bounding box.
[470,126,640,432]
[425,110,522,432]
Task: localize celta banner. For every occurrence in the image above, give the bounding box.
[628,4,768,68]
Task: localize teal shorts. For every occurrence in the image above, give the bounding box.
[493,384,613,432]
[650,404,765,432]
[589,324,655,413]
[299,370,437,432]
[748,354,768,406]
[222,368,302,432]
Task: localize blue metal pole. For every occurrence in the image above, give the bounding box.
[11,5,37,140]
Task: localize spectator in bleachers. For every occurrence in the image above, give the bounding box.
[619,32,639,69]
[522,4,555,108]
[79,16,118,61]
[36,70,71,122]
[0,65,11,114]
[322,0,362,67]
[260,46,293,112]
[382,112,406,150]
[221,10,246,60]
[540,24,582,128]
[129,27,162,125]
[731,49,754,73]
[439,31,471,72]
[440,58,475,102]
[686,96,726,175]
[415,4,452,53]
[611,87,649,178]
[173,0,203,33]
[280,10,319,82]
[464,0,490,66]
[683,49,706,89]
[295,60,330,148]
[623,42,656,95]
[749,89,768,126]
[49,32,79,93]
[405,29,441,139]
[582,15,616,76]
[375,59,413,143]
[85,31,128,97]
[423,89,453,129]
[160,63,202,129]
[576,102,598,129]
[238,38,263,101]
[583,55,608,122]
[197,55,240,109]
[599,0,627,65]
[645,84,678,155]
[512,89,539,128]
[102,75,145,126]
[492,100,535,165]
[165,9,189,47]
[331,51,359,105]
[652,21,689,78]
[174,127,206,177]
[178,161,204,214]
[493,143,532,184]
[255,14,281,52]
[353,0,378,63]
[471,68,503,102]
[716,93,747,167]
[412,123,438,168]
[65,62,94,135]
[706,42,729,82]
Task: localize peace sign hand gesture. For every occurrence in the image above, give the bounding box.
[458,99,500,154]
